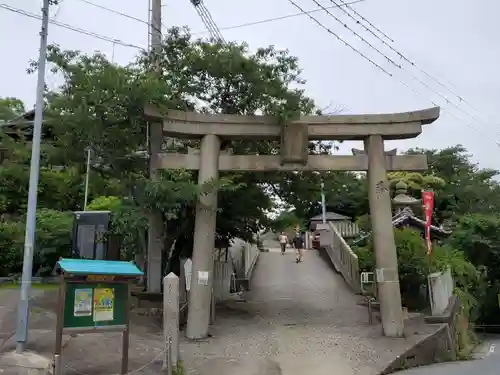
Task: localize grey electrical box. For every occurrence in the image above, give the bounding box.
[71,211,120,260]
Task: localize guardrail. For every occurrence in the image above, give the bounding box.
[331,221,360,239]
[318,222,361,293]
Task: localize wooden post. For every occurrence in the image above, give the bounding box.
[179,259,187,305]
[121,282,131,375]
[54,275,66,355]
[210,283,215,325]
[163,273,179,371]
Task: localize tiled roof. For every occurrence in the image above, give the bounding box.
[351,207,451,246]
[310,212,350,221]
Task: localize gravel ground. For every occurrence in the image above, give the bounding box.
[180,250,437,375]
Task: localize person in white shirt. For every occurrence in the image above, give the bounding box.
[278,232,288,255]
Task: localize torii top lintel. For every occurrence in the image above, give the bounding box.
[144,106,440,141]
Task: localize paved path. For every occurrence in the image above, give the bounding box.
[181,250,436,375]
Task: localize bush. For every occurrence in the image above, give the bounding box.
[0,208,73,276]
[354,228,480,311]
[87,196,148,261]
[446,213,500,328]
[0,221,24,276]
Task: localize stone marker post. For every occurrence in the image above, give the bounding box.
[163,273,180,372]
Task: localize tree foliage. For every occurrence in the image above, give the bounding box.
[1,27,321,277]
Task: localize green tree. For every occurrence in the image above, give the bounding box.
[24,27,320,277]
[355,228,481,312]
[0,97,25,120]
[405,145,500,224]
[272,171,367,222]
[0,209,72,276]
[447,213,500,326]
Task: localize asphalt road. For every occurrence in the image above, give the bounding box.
[396,337,500,375]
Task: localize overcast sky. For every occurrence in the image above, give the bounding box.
[1,0,499,171]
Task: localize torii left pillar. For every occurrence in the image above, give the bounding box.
[186,134,221,339]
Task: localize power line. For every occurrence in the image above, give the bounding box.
[5,1,496,146]
[70,0,498,137]
[308,0,401,67]
[334,0,393,42]
[53,0,65,19]
[326,0,500,133]
[75,0,149,25]
[397,78,500,147]
[285,0,391,76]
[289,0,500,147]
[191,0,368,35]
[301,0,500,142]
[0,4,144,50]
[327,0,398,52]
[72,0,370,38]
[189,0,226,43]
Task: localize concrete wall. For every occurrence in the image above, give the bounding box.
[381,296,461,374]
[428,268,454,316]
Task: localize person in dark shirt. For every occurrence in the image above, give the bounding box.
[292,232,304,263]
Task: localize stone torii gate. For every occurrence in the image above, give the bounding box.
[144,105,440,339]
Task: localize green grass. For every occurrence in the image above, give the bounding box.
[0,283,59,290]
[173,361,185,375]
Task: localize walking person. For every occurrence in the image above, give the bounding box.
[278,232,288,255]
[292,232,305,263]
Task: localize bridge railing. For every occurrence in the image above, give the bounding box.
[214,239,260,299]
[213,257,234,302]
[243,242,259,279]
[331,221,360,239]
[318,222,361,293]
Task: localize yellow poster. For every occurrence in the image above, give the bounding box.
[93,288,114,322]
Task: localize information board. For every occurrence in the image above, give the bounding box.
[63,282,127,329]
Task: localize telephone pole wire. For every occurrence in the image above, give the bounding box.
[15,0,50,353]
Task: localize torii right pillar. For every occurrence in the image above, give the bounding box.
[364,136,404,337]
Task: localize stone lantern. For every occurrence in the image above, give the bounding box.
[392,181,420,215]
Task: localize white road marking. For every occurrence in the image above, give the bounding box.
[488,344,496,355]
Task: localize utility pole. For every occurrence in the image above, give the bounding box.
[83,148,91,210]
[320,181,326,224]
[147,0,164,293]
[15,0,50,353]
